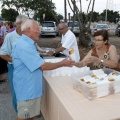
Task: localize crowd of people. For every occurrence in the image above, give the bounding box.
[0,16,75,120]
[0,21,16,84]
[0,15,120,120]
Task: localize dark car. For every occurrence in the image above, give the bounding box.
[115,24,120,37]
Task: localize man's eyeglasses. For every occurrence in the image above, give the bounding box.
[59,27,64,30]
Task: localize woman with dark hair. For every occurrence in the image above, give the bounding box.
[75,30,118,69]
[6,21,15,33]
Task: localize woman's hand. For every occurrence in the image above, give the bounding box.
[84,56,100,64]
[74,61,88,68]
[61,58,75,67]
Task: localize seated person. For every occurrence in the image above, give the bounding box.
[116,64,120,71]
[75,30,118,69]
[114,62,120,72]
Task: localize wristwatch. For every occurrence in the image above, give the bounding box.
[101,59,104,63]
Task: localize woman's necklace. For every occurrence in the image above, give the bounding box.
[96,46,106,59]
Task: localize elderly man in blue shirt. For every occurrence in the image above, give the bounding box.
[0,15,28,113]
[13,19,75,120]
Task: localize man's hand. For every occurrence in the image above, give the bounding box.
[60,58,75,67]
[0,55,12,62]
[46,51,54,56]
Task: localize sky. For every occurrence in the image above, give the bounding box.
[52,0,120,18]
[0,0,120,17]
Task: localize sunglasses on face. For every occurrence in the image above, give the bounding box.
[59,27,64,30]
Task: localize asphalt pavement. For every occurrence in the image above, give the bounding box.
[0,73,44,120]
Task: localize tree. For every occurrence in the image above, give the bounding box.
[88,11,99,22]
[1,0,61,23]
[57,14,64,22]
[67,0,96,47]
[1,8,19,21]
[100,10,119,23]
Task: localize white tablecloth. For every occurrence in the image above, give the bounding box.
[41,75,120,120]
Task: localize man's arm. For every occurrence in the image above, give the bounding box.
[46,46,66,56]
[40,58,75,70]
[0,55,12,62]
[54,46,66,54]
[0,33,13,62]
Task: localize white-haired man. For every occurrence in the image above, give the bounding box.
[0,15,28,113]
[13,19,75,120]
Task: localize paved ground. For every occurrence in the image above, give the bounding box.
[0,73,44,120]
[0,31,120,120]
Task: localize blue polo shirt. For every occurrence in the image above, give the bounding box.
[13,34,45,102]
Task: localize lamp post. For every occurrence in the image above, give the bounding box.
[68,13,70,21]
[105,0,108,24]
[64,0,67,22]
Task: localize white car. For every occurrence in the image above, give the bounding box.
[67,21,80,35]
[94,24,110,33]
[41,21,59,37]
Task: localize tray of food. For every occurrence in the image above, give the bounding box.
[39,47,55,56]
[39,47,66,58]
[71,68,120,100]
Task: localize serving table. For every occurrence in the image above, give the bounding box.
[41,74,120,120]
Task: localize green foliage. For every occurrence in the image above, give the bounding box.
[73,10,120,23]
[100,10,119,23]
[88,11,99,22]
[1,0,63,23]
[1,8,19,22]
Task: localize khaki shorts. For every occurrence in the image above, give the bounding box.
[17,97,41,119]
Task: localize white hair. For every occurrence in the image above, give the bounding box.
[15,15,28,23]
[21,19,39,32]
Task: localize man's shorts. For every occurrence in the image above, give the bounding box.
[17,97,41,119]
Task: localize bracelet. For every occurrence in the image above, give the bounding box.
[98,59,104,64]
[100,59,104,63]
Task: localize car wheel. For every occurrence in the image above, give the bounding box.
[40,35,42,38]
[57,32,59,36]
[118,33,120,37]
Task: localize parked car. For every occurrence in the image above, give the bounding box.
[67,21,80,35]
[115,24,120,37]
[41,21,59,37]
[94,24,109,33]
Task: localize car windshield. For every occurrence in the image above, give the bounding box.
[68,22,79,27]
[42,22,54,27]
[96,25,108,29]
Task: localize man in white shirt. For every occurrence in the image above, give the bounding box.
[47,22,80,62]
